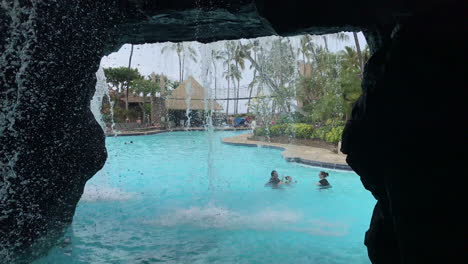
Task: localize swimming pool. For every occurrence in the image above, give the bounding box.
[35,131,375,264]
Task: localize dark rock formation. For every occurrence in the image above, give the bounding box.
[0,0,466,263]
[341,4,467,264]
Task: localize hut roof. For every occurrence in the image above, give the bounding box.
[165,76,223,111]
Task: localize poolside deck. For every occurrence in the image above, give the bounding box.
[106,127,251,137]
[222,133,351,171]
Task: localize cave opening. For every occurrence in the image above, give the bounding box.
[44,33,375,263]
[1,1,465,264]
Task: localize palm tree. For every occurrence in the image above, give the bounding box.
[132,76,161,124]
[161,43,198,82]
[322,32,349,52]
[211,49,223,99]
[220,41,236,117]
[126,44,134,116]
[352,32,364,78]
[244,39,260,113]
[241,40,307,115]
[232,41,246,114]
[297,35,314,71]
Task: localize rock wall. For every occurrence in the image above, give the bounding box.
[0,1,120,262]
[341,4,467,263]
[1,0,465,263]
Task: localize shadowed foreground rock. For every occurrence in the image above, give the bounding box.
[341,6,466,264]
[0,0,466,263]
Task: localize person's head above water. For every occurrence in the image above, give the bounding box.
[271,170,279,179]
[319,171,329,179]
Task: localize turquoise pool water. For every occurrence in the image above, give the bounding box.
[36,131,375,264]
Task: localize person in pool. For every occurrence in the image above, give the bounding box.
[265,170,283,187]
[284,176,297,184]
[316,171,331,187]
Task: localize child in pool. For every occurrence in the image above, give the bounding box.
[316,171,330,187]
[284,176,297,184]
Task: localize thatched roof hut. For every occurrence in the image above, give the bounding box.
[166,76,223,111]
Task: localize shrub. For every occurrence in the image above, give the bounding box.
[254,123,314,139]
[255,122,344,144]
[312,126,330,139]
[269,124,287,137]
[283,123,314,138]
[253,127,266,136]
[323,125,344,143]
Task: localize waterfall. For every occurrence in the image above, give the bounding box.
[91,66,116,134]
[199,42,216,192]
[184,76,192,129]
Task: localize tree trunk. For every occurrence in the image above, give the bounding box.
[125,44,134,122]
[247,70,256,114]
[236,78,241,114]
[178,54,182,83]
[226,78,230,118]
[323,36,329,52]
[181,53,185,82]
[213,63,217,99]
[353,32,364,79]
[234,61,238,114]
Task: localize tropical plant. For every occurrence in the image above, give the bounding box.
[220,41,236,116]
[211,49,224,99]
[232,41,246,114]
[132,77,161,123]
[161,43,198,82]
[104,67,142,116]
[241,39,306,115]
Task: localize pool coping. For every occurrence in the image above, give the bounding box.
[222,134,352,171]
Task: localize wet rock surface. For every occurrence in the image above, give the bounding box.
[341,4,466,264]
[0,0,466,263]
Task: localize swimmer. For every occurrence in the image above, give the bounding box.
[265,170,283,187]
[284,176,297,184]
[316,171,330,187]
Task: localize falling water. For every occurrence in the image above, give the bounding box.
[184,73,192,129]
[91,66,116,134]
[199,42,216,191]
[195,2,217,193]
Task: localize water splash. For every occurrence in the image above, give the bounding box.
[148,205,348,236]
[199,42,216,191]
[81,184,134,202]
[90,66,117,135]
[184,76,192,129]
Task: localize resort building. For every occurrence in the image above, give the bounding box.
[164,76,223,127]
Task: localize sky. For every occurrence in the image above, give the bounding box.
[100,32,367,114]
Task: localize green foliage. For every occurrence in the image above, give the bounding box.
[254,120,344,143]
[288,123,314,138]
[254,123,314,139]
[104,67,141,91]
[269,124,287,137]
[132,78,160,96]
[324,126,345,143]
[296,43,369,123]
[253,127,266,136]
[277,112,306,124]
[311,125,344,143]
